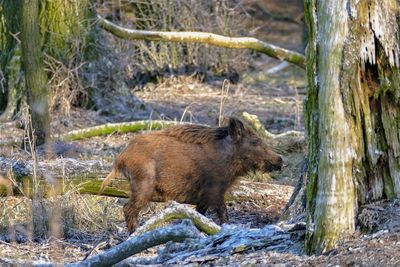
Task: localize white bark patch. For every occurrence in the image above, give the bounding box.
[314,0,356,247]
[357,0,400,67]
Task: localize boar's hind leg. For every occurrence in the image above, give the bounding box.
[123,165,156,233]
[123,200,140,233]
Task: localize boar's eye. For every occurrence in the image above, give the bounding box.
[250,139,260,145]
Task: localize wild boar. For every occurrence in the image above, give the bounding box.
[100,117,283,233]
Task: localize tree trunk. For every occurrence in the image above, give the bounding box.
[303,0,400,254]
[21,0,50,146]
[39,0,94,60]
[1,0,94,123]
[0,1,22,118]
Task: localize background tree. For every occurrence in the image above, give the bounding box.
[21,0,49,145]
[1,0,94,144]
[0,1,21,119]
[304,0,400,254]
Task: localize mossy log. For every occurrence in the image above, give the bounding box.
[97,15,306,69]
[60,120,182,141]
[0,120,184,146]
[0,157,292,203]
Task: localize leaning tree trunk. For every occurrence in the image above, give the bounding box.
[21,0,50,146]
[304,0,400,254]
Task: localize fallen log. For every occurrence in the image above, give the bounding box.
[0,157,293,202]
[66,220,200,267]
[0,212,303,266]
[0,120,183,146]
[117,223,294,266]
[60,120,180,141]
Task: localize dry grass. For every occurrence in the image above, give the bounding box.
[97,0,252,85]
[45,53,88,116]
[0,193,125,241]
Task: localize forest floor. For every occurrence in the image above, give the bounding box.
[1,55,399,266]
[1,1,400,266]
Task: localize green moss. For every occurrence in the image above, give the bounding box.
[75,180,129,198]
[0,175,131,198]
[62,120,177,141]
[303,0,320,254]
[39,0,92,60]
[142,212,220,235]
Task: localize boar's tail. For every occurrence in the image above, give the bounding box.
[99,168,117,194]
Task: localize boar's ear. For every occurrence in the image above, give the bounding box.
[228,117,245,142]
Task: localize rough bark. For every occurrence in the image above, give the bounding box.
[96,15,306,69]
[303,0,400,254]
[39,0,93,60]
[21,0,50,146]
[1,0,94,122]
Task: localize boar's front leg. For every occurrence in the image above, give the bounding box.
[196,203,208,215]
[216,203,228,224]
[214,193,229,224]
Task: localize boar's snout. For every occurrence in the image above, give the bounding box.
[265,152,285,172]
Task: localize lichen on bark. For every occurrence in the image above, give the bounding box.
[303,0,400,254]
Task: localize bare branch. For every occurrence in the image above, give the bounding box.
[66,220,200,267]
[96,15,306,69]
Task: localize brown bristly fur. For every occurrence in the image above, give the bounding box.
[100,118,283,233]
[161,124,229,144]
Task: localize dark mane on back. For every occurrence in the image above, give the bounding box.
[161,124,229,144]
